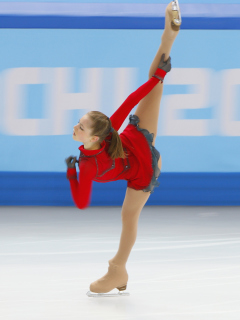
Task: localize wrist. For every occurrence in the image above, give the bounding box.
[67,167,77,179]
[153,68,167,83]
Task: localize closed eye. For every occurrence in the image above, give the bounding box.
[78,120,84,130]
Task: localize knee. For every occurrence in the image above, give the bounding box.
[121,209,141,224]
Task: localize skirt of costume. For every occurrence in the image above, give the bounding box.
[120,114,161,194]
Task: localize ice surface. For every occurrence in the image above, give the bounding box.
[0,206,240,320]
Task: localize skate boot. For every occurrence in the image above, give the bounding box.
[86,260,129,297]
[171,0,182,30]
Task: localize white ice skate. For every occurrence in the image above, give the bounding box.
[86,286,130,297]
[172,0,182,27]
[87,284,130,297]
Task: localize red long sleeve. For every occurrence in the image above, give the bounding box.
[110,68,165,131]
[67,68,166,209]
[67,161,97,210]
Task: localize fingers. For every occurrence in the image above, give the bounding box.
[160,54,171,66]
[65,155,73,163]
[160,53,165,63]
[65,156,77,167]
[163,55,171,64]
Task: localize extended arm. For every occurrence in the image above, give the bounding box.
[110,66,168,131]
[66,160,97,210]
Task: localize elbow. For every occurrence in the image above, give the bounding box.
[76,202,88,210]
[72,194,89,210]
[79,206,87,210]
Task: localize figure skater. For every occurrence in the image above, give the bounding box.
[66,1,181,296]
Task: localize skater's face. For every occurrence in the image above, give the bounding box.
[73,114,99,144]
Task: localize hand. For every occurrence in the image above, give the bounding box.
[158,54,171,73]
[65,156,77,169]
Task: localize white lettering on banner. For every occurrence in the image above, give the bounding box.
[220,69,240,136]
[3,68,52,136]
[2,67,102,136]
[1,67,240,137]
[161,68,211,136]
[51,68,102,135]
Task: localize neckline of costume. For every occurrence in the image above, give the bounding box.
[79,140,107,156]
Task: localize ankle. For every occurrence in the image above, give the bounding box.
[161,31,178,44]
[108,259,126,268]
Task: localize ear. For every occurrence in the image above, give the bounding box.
[92,136,99,143]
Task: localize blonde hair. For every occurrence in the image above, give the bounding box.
[87,111,126,160]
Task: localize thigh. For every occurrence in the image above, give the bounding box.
[121,187,151,221]
[134,82,163,144]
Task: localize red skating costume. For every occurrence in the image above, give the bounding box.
[67,68,166,209]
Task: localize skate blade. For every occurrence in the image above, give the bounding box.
[86,290,130,298]
[172,0,182,26]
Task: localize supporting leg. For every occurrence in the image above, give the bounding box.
[89,187,151,294]
[110,187,151,266]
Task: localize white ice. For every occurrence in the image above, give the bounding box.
[0,206,240,320]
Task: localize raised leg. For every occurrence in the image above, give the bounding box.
[134,2,180,146]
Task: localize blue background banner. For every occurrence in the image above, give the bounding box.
[1,172,240,206]
[1,1,240,3]
[0,3,240,206]
[1,29,240,173]
[0,3,240,29]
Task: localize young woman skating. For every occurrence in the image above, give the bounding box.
[66,1,181,296]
